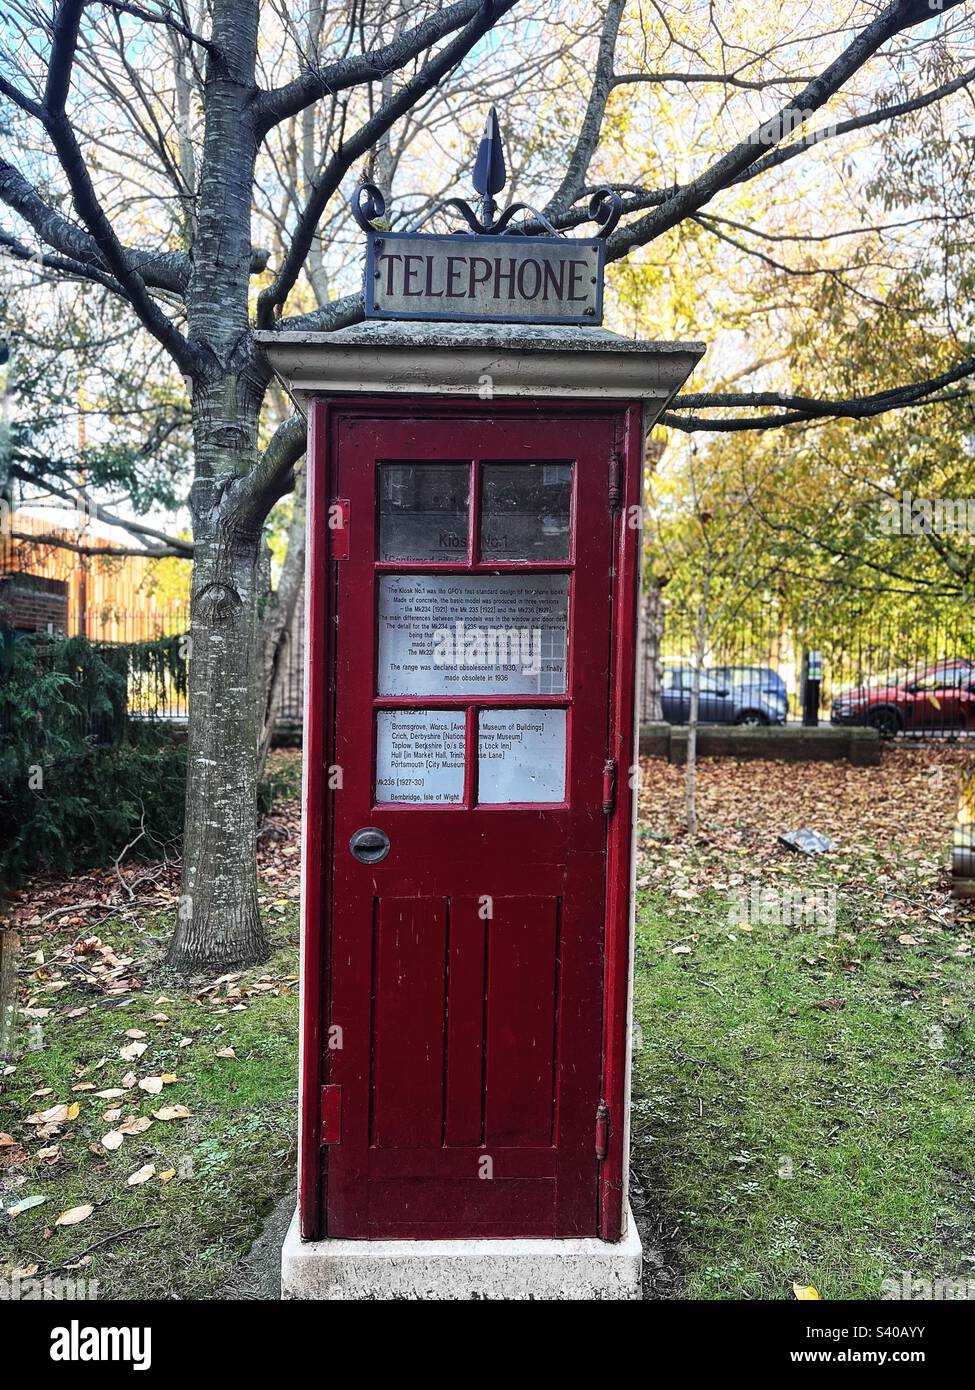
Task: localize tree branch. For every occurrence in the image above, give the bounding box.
[9,528,188,559]
[545,0,625,216]
[257,0,518,326]
[97,0,220,54]
[607,0,969,259]
[275,288,363,336]
[10,464,194,557]
[0,73,44,120]
[0,156,188,292]
[726,63,975,191]
[254,0,504,136]
[663,354,975,431]
[45,0,87,116]
[235,413,307,522]
[612,70,818,92]
[0,227,123,294]
[30,2,198,371]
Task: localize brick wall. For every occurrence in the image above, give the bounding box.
[0,574,70,633]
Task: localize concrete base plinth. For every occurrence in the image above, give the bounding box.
[280,1208,643,1301]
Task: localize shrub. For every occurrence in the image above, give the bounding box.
[0,632,187,884]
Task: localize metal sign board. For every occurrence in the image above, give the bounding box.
[364,231,604,327]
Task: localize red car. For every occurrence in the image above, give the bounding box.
[831,659,975,736]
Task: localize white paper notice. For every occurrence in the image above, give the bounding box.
[378,574,568,696]
[478,709,567,803]
[375,710,465,804]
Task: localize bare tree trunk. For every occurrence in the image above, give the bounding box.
[643,579,665,722]
[258,468,307,778]
[166,0,270,974]
[685,590,708,836]
[166,379,270,972]
[0,926,18,1061]
[300,1,330,307]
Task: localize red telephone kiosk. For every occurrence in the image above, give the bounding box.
[257,131,703,1300]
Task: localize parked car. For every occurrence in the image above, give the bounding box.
[712,664,789,714]
[660,666,787,725]
[830,659,975,736]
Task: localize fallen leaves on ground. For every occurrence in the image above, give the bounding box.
[637,744,975,946]
[151,1105,191,1122]
[54,1204,93,1227]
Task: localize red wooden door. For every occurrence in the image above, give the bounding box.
[323,409,618,1239]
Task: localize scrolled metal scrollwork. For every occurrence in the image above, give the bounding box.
[350,109,626,243]
[588,188,624,240]
[351,181,388,233]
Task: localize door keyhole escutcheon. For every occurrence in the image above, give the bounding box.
[350,827,390,864]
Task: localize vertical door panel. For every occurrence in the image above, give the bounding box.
[483,896,559,1147]
[372,897,447,1149]
[444,898,487,1148]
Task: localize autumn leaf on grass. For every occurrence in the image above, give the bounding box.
[120,1041,148,1062]
[5,1195,46,1217]
[55,1204,94,1226]
[101,1130,124,1151]
[158,1169,176,1183]
[26,1102,79,1126]
[139,1073,178,1095]
[124,1029,147,1039]
[793,1283,822,1300]
[0,1133,16,1147]
[127,1164,155,1186]
[152,1104,192,1121]
[813,998,846,1011]
[118,1116,152,1136]
[214,1047,236,1058]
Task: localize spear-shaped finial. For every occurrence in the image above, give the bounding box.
[472,106,506,230]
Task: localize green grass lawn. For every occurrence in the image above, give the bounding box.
[630,749,975,1300]
[3,746,973,1300]
[1,907,299,1299]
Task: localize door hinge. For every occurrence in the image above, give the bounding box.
[329,498,350,560]
[608,450,623,512]
[595,1099,610,1160]
[320,1084,342,1145]
[602,758,617,816]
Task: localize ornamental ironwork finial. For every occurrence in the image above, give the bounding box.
[351,106,622,241]
[472,106,506,228]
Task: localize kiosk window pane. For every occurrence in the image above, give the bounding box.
[375,710,465,804]
[378,574,568,697]
[478,710,567,803]
[379,462,469,561]
[481,463,571,561]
